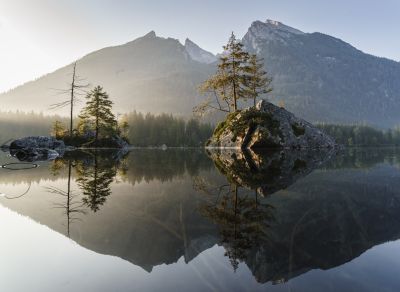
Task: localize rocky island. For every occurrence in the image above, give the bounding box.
[207,100,337,150]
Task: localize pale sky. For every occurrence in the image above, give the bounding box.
[0,0,399,93]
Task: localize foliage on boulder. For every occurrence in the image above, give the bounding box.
[207,100,337,150]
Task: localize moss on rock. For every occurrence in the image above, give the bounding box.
[291,123,306,137]
[212,108,282,143]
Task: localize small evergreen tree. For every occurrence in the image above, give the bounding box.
[52,120,67,139]
[219,32,249,111]
[243,54,273,107]
[79,86,117,144]
[119,117,130,139]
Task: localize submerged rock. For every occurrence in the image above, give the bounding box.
[207,100,337,150]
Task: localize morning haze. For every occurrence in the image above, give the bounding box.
[1,1,400,292]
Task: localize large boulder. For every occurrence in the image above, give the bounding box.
[9,136,65,161]
[207,100,337,150]
[10,136,65,150]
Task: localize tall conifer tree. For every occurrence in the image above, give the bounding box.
[244,54,273,107]
[79,86,117,143]
[219,33,249,111]
[195,32,250,116]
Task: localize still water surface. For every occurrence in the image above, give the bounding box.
[1,148,400,292]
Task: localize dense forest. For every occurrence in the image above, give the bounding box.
[124,111,213,147]
[0,111,213,147]
[317,124,400,146]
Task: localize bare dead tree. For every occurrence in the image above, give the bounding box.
[49,62,90,136]
[46,161,86,237]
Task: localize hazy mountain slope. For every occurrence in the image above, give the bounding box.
[1,20,400,127]
[184,38,217,64]
[242,20,400,127]
[0,31,214,115]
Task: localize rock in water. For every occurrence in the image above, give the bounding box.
[9,136,65,161]
[10,136,65,150]
[207,100,337,150]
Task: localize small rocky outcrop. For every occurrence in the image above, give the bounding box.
[207,100,337,150]
[9,136,65,161]
[10,136,65,150]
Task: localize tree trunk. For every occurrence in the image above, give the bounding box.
[95,115,99,144]
[232,55,237,111]
[95,95,99,144]
[70,63,76,137]
[67,161,72,237]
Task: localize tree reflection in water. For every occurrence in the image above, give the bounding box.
[196,148,336,271]
[46,150,125,236]
[47,160,86,237]
[75,151,117,212]
[194,177,274,271]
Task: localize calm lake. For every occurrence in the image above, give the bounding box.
[1,147,400,292]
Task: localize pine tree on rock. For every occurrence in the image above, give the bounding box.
[195,32,250,116]
[244,54,273,107]
[219,32,250,111]
[79,86,117,144]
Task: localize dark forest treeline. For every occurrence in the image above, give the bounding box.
[0,111,68,144]
[124,111,213,147]
[3,111,400,147]
[317,124,400,146]
[0,111,213,147]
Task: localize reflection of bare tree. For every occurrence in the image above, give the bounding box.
[46,160,86,237]
[194,177,274,271]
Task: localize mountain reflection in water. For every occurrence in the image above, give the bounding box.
[1,147,400,290]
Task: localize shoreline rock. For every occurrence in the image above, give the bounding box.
[10,136,65,151]
[8,136,66,162]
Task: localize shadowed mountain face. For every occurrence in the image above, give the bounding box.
[1,20,400,127]
[1,148,400,285]
[242,20,400,127]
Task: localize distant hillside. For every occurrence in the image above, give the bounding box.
[242,20,400,128]
[0,31,214,116]
[1,20,400,127]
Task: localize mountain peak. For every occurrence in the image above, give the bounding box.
[265,19,281,26]
[184,38,217,64]
[247,19,305,40]
[264,19,305,35]
[244,19,305,47]
[143,30,157,38]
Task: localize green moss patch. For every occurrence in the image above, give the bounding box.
[212,109,281,142]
